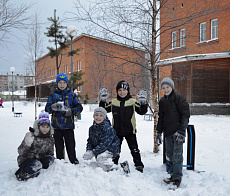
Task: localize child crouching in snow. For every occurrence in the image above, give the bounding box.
[83,107,121,172]
[15,111,55,181]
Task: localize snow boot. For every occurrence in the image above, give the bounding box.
[15,168,40,181]
[120,161,130,174]
[163,177,181,188]
[135,166,144,173]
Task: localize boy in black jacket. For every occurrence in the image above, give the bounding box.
[99,80,148,173]
[156,77,190,188]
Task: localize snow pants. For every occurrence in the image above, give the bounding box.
[24,156,55,174]
[96,150,116,172]
[16,156,55,181]
[113,134,144,168]
[54,129,78,163]
[165,134,183,180]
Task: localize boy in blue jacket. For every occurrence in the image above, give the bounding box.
[83,107,121,172]
[45,73,83,164]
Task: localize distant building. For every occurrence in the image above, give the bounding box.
[0,74,34,92]
[158,0,230,103]
[27,34,148,101]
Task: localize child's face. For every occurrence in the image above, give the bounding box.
[58,80,67,90]
[94,113,105,124]
[39,123,50,134]
[162,84,172,96]
[118,88,128,98]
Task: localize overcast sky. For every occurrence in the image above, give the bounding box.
[0,0,88,75]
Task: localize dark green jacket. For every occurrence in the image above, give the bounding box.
[157,90,190,137]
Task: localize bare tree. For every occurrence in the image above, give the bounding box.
[70,0,224,152]
[0,0,33,46]
[24,13,45,120]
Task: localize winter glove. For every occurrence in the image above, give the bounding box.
[83,150,94,160]
[174,131,185,143]
[156,132,162,146]
[24,132,34,146]
[136,89,147,105]
[65,108,72,116]
[99,87,110,101]
[51,102,68,112]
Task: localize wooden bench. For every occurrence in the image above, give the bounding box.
[14,112,22,117]
[144,113,153,121]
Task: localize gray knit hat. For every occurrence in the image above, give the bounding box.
[161,77,174,89]
[93,107,107,119]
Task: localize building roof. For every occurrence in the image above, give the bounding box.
[157,52,230,66]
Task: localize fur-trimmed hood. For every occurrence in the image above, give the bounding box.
[33,119,54,137]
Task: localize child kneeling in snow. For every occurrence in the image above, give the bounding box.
[83,107,121,172]
[15,111,55,181]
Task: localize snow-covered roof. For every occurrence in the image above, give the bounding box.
[157,52,230,66]
[24,79,55,87]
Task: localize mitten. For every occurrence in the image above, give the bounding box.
[65,108,72,116]
[156,132,162,146]
[24,132,34,146]
[136,89,147,104]
[83,150,94,160]
[99,87,110,101]
[51,102,67,111]
[174,131,185,143]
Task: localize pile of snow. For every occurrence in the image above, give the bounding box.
[0,101,229,195]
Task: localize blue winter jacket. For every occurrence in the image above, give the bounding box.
[45,87,83,130]
[86,118,120,157]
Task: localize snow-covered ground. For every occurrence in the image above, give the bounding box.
[0,101,229,196]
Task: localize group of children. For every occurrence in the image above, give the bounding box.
[15,73,190,188]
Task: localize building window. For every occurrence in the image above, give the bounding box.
[64,65,68,73]
[200,22,206,42]
[172,31,177,48]
[211,19,218,39]
[77,60,82,71]
[180,29,185,47]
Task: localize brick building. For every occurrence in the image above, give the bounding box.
[28,34,147,101]
[158,0,230,103]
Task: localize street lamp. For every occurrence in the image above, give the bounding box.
[10,67,15,112]
[66,25,77,92]
[66,25,77,91]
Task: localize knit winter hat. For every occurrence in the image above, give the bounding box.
[116,80,129,92]
[37,111,51,127]
[161,77,174,89]
[93,107,107,119]
[56,73,68,85]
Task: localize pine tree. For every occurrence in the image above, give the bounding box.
[68,70,86,91]
[44,9,68,74]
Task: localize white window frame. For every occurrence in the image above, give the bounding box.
[180,29,185,47]
[77,60,82,71]
[211,19,218,40]
[200,22,206,42]
[172,31,177,48]
[64,65,68,73]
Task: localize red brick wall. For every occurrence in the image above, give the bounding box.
[36,35,146,99]
[160,0,230,60]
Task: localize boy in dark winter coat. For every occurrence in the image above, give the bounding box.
[156,77,190,188]
[83,107,120,172]
[45,73,83,164]
[15,111,55,181]
[99,80,148,173]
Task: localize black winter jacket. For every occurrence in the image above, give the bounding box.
[156,90,190,137]
[99,98,147,136]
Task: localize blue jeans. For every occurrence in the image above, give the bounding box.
[165,135,183,179]
[24,156,55,174]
